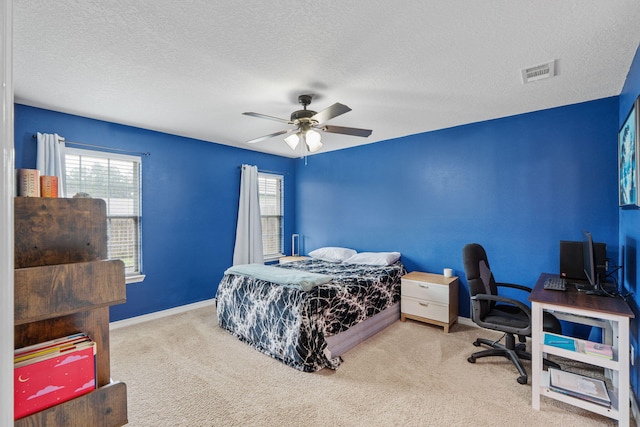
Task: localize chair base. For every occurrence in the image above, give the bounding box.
[467,334,560,385]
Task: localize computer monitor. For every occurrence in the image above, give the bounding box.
[580,230,607,296]
[559,240,606,281]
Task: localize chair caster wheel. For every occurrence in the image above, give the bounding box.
[517,376,527,385]
[468,356,476,363]
[472,340,481,347]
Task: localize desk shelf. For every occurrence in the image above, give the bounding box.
[539,370,619,419]
[542,333,619,371]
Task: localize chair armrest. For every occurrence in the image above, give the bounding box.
[472,294,532,317]
[471,294,533,335]
[495,282,532,293]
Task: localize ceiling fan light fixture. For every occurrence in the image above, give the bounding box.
[244,95,372,154]
[305,129,322,152]
[284,133,300,150]
[307,141,323,153]
[305,129,321,142]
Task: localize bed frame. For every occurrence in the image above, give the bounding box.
[325,303,400,358]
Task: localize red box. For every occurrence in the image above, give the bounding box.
[14,342,96,419]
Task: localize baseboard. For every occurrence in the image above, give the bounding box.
[457,316,477,328]
[109,298,216,330]
[111,307,474,331]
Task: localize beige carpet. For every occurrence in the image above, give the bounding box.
[110,306,633,426]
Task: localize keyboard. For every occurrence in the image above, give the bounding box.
[543,277,567,291]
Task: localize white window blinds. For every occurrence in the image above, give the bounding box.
[258,173,283,258]
[65,148,142,276]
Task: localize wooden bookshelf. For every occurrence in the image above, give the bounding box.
[14,197,128,427]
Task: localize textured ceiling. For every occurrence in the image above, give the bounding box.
[13,1,640,158]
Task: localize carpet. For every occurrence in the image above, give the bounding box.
[110,306,631,426]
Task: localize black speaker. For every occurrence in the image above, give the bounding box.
[559,240,606,282]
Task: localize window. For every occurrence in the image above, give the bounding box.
[258,172,283,259]
[65,148,143,281]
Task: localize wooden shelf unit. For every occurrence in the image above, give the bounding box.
[14,197,128,427]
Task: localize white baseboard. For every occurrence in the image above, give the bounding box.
[109,298,216,330]
[457,316,477,328]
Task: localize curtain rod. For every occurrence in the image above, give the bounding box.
[33,134,150,156]
[239,165,287,175]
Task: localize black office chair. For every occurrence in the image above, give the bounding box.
[462,243,562,384]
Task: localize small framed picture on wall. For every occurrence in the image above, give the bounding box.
[619,95,640,207]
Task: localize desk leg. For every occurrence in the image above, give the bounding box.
[618,318,630,427]
[607,321,618,385]
[531,301,542,410]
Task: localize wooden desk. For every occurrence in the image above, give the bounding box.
[529,273,634,425]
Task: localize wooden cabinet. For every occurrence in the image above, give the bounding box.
[14,197,128,427]
[400,271,458,333]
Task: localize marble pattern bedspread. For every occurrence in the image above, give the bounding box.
[215,259,406,372]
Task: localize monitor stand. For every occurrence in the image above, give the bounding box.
[585,286,608,296]
[574,281,608,296]
[574,282,594,292]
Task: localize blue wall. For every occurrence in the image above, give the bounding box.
[295,97,620,318]
[618,44,640,398]
[14,96,622,320]
[14,105,296,321]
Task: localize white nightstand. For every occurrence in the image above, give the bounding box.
[278,256,310,264]
[400,271,459,333]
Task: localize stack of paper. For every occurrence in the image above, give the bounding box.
[543,333,576,351]
[584,341,614,359]
[548,368,611,407]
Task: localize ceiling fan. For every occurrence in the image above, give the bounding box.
[243,94,372,153]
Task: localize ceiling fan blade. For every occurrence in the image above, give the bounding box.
[320,125,372,138]
[311,103,352,124]
[246,129,294,144]
[243,112,291,124]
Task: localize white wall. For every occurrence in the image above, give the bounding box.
[1,0,14,423]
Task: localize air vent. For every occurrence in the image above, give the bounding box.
[521,60,556,84]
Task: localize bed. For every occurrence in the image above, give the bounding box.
[215,253,406,372]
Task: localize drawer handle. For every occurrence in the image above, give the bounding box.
[418,284,430,289]
[419,302,430,307]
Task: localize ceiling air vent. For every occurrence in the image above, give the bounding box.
[521,60,556,84]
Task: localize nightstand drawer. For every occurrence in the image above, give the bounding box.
[401,296,449,323]
[401,279,449,304]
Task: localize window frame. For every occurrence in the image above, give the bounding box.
[258,172,284,262]
[64,147,145,284]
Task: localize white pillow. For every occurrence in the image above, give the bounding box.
[343,252,401,266]
[308,247,357,263]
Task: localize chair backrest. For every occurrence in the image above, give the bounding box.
[462,243,498,320]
